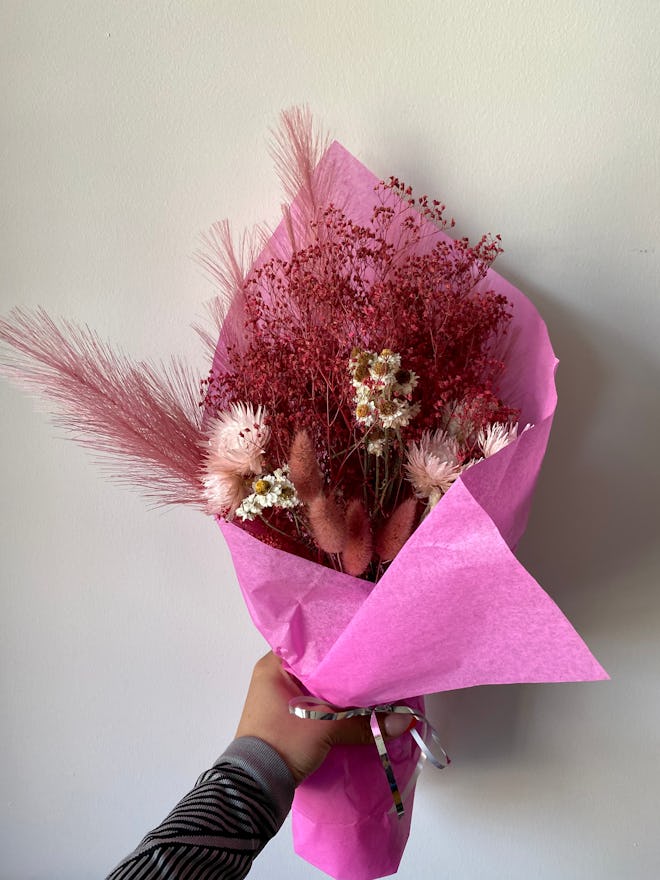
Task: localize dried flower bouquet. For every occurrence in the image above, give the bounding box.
[0,108,607,880]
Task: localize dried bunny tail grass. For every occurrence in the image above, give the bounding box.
[342,499,373,577]
[269,105,336,250]
[0,307,206,508]
[375,497,419,563]
[307,494,347,554]
[288,430,323,502]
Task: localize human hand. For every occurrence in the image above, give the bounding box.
[235,652,414,785]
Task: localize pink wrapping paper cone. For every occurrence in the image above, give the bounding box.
[215,140,607,879]
[291,702,423,880]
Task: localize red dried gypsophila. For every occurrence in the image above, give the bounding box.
[204,180,518,515]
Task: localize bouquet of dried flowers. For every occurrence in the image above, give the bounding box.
[200,167,523,582]
[0,109,607,880]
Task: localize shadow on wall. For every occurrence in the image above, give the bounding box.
[514,279,660,611]
[424,273,660,760]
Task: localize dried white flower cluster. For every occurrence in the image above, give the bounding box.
[349,348,420,453]
[236,466,300,521]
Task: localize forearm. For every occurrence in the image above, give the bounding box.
[106,737,295,880]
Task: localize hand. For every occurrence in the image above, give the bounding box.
[235,652,413,785]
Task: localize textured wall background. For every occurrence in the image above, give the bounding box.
[1,2,659,878]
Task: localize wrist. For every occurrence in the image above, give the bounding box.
[217,737,296,824]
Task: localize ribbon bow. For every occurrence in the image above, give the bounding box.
[289,697,450,818]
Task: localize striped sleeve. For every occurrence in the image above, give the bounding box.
[105,737,296,880]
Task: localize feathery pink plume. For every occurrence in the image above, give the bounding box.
[374,497,419,563]
[269,106,336,250]
[196,106,333,366]
[342,499,373,577]
[307,494,347,554]
[195,220,258,369]
[288,430,323,502]
[0,307,206,507]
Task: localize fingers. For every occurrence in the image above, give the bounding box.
[325,711,415,747]
[326,715,375,747]
[249,652,416,755]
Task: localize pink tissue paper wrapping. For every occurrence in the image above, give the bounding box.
[215,142,608,880]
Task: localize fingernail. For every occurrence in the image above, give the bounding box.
[384,713,414,737]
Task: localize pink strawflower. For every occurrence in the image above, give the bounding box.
[206,402,270,474]
[203,403,270,515]
[425,429,459,464]
[203,451,251,516]
[477,422,519,458]
[405,431,462,507]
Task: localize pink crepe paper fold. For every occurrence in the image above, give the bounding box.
[215,141,607,880]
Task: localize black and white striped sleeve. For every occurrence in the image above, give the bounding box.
[105,736,296,880]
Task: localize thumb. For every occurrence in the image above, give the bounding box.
[382,712,415,737]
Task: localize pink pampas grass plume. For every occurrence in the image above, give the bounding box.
[342,499,373,577]
[288,430,323,502]
[375,497,419,563]
[307,494,347,554]
[269,106,334,248]
[197,108,335,369]
[0,307,205,507]
[195,220,261,369]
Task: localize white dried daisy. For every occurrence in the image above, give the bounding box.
[353,382,373,403]
[393,369,418,396]
[251,476,280,506]
[271,467,300,509]
[367,437,387,457]
[235,494,265,521]
[235,465,300,521]
[355,398,377,426]
[378,399,420,430]
[369,350,401,385]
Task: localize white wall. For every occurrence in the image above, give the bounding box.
[1,2,659,878]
